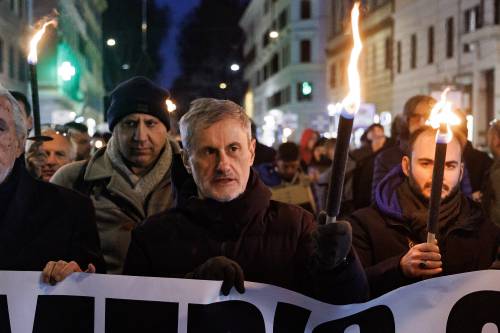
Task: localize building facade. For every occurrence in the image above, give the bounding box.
[240,0,330,145]
[393,0,500,145]
[33,0,107,130]
[0,0,30,93]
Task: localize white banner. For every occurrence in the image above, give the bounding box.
[0,270,499,333]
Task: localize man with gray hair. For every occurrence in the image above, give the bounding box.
[0,82,104,279]
[123,98,368,304]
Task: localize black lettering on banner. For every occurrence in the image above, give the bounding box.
[446,291,500,333]
[0,295,11,333]
[273,302,311,333]
[105,298,178,333]
[187,301,265,333]
[32,295,94,333]
[312,305,395,333]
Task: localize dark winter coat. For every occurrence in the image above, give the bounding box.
[123,170,369,304]
[0,159,105,272]
[463,141,492,193]
[348,166,499,298]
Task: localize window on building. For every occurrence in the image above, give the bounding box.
[446,17,454,59]
[8,45,15,79]
[496,0,500,24]
[297,81,313,102]
[397,41,402,73]
[428,26,434,64]
[278,8,288,29]
[282,44,290,68]
[372,44,377,74]
[262,32,270,48]
[0,38,3,74]
[10,0,15,12]
[17,49,26,81]
[410,34,417,69]
[464,6,482,32]
[385,37,392,70]
[271,53,279,75]
[330,63,336,88]
[18,0,23,18]
[300,40,311,63]
[263,0,270,14]
[301,0,311,19]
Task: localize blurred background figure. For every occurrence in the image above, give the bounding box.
[64,121,92,161]
[256,142,315,213]
[485,119,500,226]
[251,120,276,166]
[26,128,76,182]
[351,123,394,210]
[9,91,33,135]
[299,128,319,172]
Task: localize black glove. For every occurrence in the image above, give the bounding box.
[186,256,245,295]
[312,211,352,270]
[490,246,500,270]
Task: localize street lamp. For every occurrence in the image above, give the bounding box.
[106,38,116,47]
[166,99,177,112]
[219,82,228,89]
[230,63,240,72]
[269,30,279,39]
[58,61,76,81]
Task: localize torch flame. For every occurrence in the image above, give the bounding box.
[341,2,363,116]
[426,87,461,143]
[28,19,57,65]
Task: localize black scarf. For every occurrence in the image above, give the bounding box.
[0,158,22,224]
[177,169,272,241]
[396,179,462,242]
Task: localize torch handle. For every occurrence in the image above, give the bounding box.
[325,114,354,221]
[426,141,447,241]
[29,64,41,137]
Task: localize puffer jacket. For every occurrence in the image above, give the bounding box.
[123,170,369,305]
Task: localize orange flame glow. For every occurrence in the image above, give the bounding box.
[426,87,461,143]
[341,2,363,115]
[28,19,57,64]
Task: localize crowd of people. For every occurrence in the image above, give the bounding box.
[0,75,499,306]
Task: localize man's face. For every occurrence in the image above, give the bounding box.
[114,113,168,174]
[69,130,91,160]
[408,101,432,134]
[276,159,300,182]
[40,133,75,181]
[0,96,23,183]
[183,118,255,202]
[402,132,463,199]
[368,126,385,141]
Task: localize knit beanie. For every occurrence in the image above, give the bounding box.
[107,76,170,131]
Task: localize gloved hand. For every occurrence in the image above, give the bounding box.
[186,256,245,296]
[312,211,352,270]
[490,246,500,270]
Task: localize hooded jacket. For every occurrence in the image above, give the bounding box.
[123,169,369,305]
[51,137,180,274]
[348,166,500,298]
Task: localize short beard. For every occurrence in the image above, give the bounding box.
[407,168,460,202]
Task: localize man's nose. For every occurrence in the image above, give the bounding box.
[46,152,57,165]
[133,123,147,141]
[216,152,230,171]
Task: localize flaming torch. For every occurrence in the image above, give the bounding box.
[27,18,57,141]
[324,2,363,224]
[425,88,461,243]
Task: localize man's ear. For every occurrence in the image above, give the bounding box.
[249,138,256,165]
[401,155,410,176]
[15,134,26,158]
[181,150,192,174]
[459,162,464,181]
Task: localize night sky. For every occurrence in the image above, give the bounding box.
[155,0,201,88]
